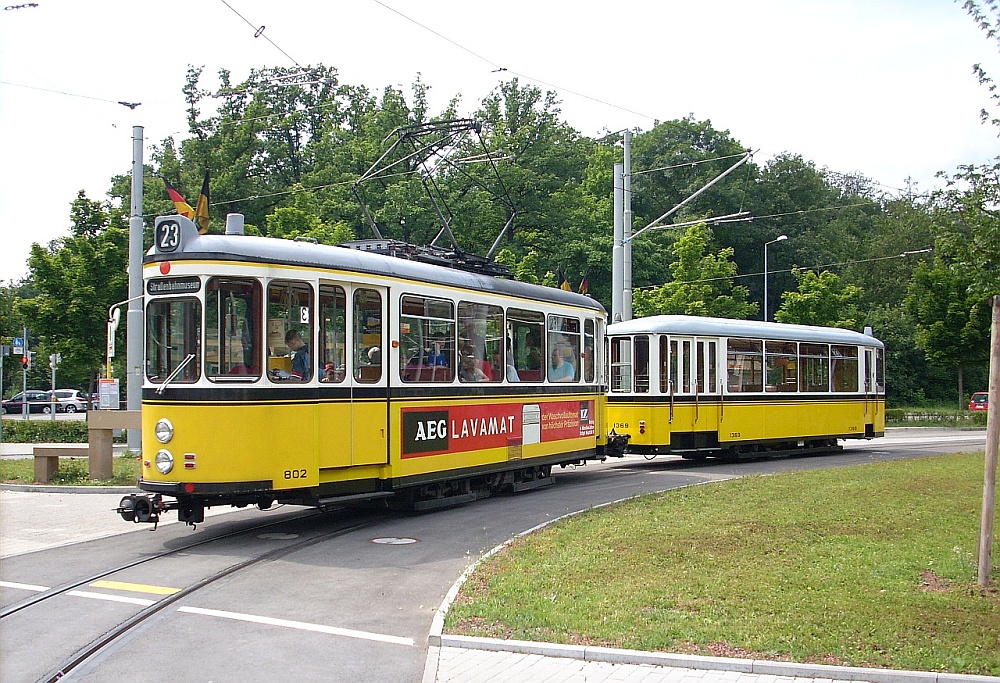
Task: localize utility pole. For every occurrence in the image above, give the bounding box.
[979,293,999,587]
[612,164,624,323]
[623,130,633,321]
[127,126,143,450]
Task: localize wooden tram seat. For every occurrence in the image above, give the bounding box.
[517,369,543,382]
[402,364,453,382]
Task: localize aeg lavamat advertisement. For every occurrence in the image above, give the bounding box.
[401,400,595,458]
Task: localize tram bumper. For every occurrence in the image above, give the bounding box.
[605,429,631,457]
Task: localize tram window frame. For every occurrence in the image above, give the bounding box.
[697,339,718,394]
[205,277,262,382]
[765,340,798,392]
[266,280,314,383]
[509,308,545,382]
[831,345,859,392]
[583,319,596,383]
[458,302,502,383]
[400,295,455,383]
[354,288,383,383]
[659,336,671,393]
[799,343,829,392]
[875,348,885,394]
[320,284,347,383]
[633,335,650,393]
[610,337,632,393]
[726,338,763,392]
[145,297,202,384]
[547,314,580,383]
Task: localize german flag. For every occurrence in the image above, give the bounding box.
[557,269,571,291]
[194,171,210,234]
[578,274,589,295]
[163,178,194,219]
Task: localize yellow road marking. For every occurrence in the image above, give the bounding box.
[90,580,181,595]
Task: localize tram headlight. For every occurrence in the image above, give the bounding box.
[154,418,174,444]
[155,449,174,474]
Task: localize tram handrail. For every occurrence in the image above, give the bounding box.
[155,354,196,395]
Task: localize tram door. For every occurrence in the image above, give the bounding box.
[317,284,388,468]
[351,287,388,466]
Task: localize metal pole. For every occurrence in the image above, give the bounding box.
[126,126,144,450]
[764,247,769,322]
[22,326,28,420]
[978,293,999,587]
[612,164,624,323]
[623,130,633,322]
[50,356,56,421]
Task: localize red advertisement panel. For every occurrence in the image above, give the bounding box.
[401,400,595,459]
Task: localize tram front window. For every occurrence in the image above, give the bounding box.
[206,278,262,381]
[146,298,201,383]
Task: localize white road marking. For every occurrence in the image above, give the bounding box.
[67,590,155,606]
[177,606,416,646]
[0,580,47,592]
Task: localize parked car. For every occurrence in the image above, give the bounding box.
[2,390,58,414]
[50,389,89,413]
[968,391,989,411]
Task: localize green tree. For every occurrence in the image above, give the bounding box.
[904,257,992,408]
[16,192,128,394]
[632,222,757,319]
[774,269,863,329]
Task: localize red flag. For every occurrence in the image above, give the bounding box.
[164,178,194,219]
[194,172,210,234]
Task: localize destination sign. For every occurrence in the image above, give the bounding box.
[147,276,201,295]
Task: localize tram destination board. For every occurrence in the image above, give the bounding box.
[147,276,201,295]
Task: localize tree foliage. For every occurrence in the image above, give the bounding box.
[632,223,757,319]
[775,269,863,329]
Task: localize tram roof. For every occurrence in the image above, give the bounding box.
[607,315,883,348]
[145,223,605,315]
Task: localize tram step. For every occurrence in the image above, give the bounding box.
[511,475,555,493]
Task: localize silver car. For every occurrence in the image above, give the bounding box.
[50,389,89,413]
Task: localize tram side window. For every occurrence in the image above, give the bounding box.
[610,337,632,393]
[765,341,797,392]
[206,278,262,381]
[583,319,596,383]
[697,340,718,393]
[633,335,649,393]
[146,298,201,383]
[831,345,859,392]
[727,339,763,392]
[458,302,502,382]
[354,289,382,382]
[875,348,885,394]
[400,295,455,383]
[547,315,580,383]
[799,343,829,392]
[320,285,347,383]
[659,337,671,393]
[509,309,545,382]
[267,281,314,382]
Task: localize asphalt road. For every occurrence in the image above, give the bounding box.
[0,428,988,682]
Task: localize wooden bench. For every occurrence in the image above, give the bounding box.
[32,410,142,483]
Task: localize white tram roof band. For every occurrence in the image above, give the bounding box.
[607,315,884,349]
[147,215,604,315]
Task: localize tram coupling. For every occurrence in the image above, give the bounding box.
[605,428,630,458]
[118,493,166,529]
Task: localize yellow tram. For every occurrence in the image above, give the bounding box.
[120,214,607,525]
[604,315,884,459]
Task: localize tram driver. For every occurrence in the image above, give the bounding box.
[285,329,311,381]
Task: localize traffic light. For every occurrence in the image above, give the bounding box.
[22,355,28,370]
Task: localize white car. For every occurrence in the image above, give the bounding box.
[50,389,89,413]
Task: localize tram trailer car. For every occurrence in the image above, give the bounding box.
[119,215,608,526]
[604,316,885,460]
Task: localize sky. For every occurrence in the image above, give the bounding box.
[2,0,999,284]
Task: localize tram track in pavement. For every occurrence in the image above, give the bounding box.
[35,512,391,683]
[0,506,335,619]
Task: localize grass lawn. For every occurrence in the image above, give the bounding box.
[446,452,999,676]
[0,455,140,486]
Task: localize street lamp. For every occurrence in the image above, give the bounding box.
[763,235,788,322]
